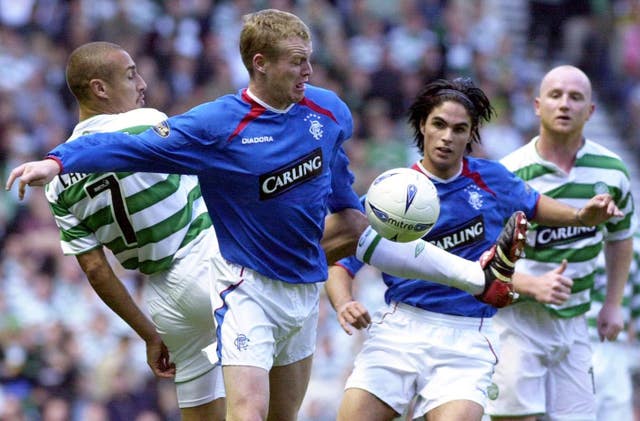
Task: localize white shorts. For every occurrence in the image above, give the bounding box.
[209,259,320,371]
[486,301,595,420]
[145,230,224,408]
[344,302,499,417]
[592,340,634,421]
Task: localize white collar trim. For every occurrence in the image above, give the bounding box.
[246,88,294,113]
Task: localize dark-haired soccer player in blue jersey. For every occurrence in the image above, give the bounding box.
[327,78,621,421]
[5,11,620,421]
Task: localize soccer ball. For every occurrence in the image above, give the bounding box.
[365,168,440,242]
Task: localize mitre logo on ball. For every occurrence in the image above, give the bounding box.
[365,168,440,242]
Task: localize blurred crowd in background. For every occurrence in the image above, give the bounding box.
[1,0,640,420]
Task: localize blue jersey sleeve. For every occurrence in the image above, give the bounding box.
[335,255,364,277]
[326,96,361,213]
[48,102,227,175]
[327,147,362,212]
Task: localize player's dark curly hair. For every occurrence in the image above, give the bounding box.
[407,77,495,154]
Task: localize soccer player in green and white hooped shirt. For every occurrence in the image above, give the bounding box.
[486,65,638,421]
[44,42,225,420]
[586,231,640,421]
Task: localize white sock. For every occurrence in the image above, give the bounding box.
[355,227,485,295]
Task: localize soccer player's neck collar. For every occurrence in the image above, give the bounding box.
[245,88,294,113]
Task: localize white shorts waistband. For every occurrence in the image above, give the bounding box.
[392,302,492,331]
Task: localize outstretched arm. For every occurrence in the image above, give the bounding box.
[76,248,175,378]
[534,193,622,227]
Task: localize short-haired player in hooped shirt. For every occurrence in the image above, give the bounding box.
[43,41,225,420]
[326,77,621,421]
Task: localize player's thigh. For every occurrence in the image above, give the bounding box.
[344,303,498,418]
[546,327,596,420]
[412,309,498,417]
[487,306,548,417]
[175,365,225,412]
[338,387,398,421]
[425,399,484,421]
[268,355,314,421]
[593,341,633,403]
[343,304,424,417]
[180,396,225,421]
[215,265,319,370]
[273,293,319,367]
[223,365,270,420]
[145,242,217,384]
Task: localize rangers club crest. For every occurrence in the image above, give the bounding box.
[234,334,250,351]
[304,113,324,140]
[465,185,484,210]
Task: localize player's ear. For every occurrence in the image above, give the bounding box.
[89,79,108,99]
[419,118,427,135]
[253,53,267,75]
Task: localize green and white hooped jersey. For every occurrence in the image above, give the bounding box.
[586,232,640,342]
[501,137,638,318]
[45,108,213,275]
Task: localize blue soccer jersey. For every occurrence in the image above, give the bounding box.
[47,85,361,284]
[338,158,539,318]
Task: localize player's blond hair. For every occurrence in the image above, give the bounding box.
[66,41,124,103]
[239,9,311,76]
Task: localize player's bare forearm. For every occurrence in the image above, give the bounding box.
[325,265,371,334]
[322,208,368,265]
[534,194,622,227]
[604,238,633,306]
[326,265,356,312]
[76,248,175,377]
[77,249,158,342]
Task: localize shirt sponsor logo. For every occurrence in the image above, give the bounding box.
[259,148,323,199]
[429,215,485,251]
[242,135,274,144]
[532,225,597,249]
[57,172,89,188]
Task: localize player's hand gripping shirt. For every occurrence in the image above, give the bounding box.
[45,108,213,274]
[46,86,361,284]
[501,136,638,318]
[338,158,539,318]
